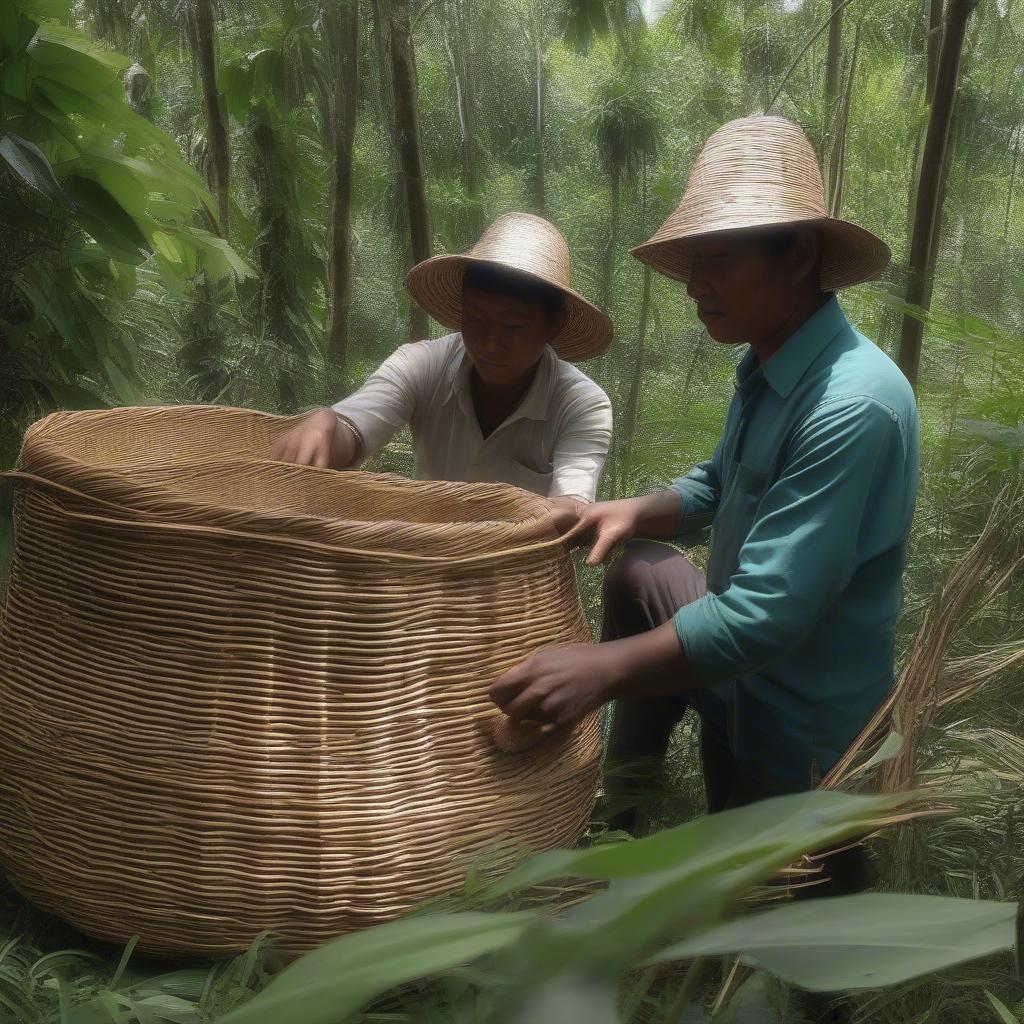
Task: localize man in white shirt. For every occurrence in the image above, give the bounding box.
[272,213,613,517]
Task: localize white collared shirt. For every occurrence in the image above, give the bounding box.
[331,333,612,501]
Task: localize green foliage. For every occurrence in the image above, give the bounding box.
[216,791,1016,1024]
[0,0,250,463]
[1,0,1024,1020]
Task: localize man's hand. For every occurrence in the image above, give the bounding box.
[565,498,644,565]
[546,496,585,536]
[489,624,697,734]
[489,643,624,732]
[566,491,684,565]
[271,409,359,470]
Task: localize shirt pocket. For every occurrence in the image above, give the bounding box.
[508,459,554,497]
[732,460,770,498]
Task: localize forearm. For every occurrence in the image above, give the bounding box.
[631,489,686,540]
[604,620,704,699]
[330,415,362,470]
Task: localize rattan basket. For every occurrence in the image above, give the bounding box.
[0,405,600,955]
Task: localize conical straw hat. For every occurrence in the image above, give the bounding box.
[405,213,613,362]
[631,116,890,291]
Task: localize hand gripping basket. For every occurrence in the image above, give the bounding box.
[0,406,600,955]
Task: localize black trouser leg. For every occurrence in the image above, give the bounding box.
[699,724,873,896]
[600,542,707,833]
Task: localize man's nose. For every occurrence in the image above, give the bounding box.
[687,268,711,301]
[479,327,505,352]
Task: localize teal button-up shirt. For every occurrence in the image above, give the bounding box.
[670,297,919,792]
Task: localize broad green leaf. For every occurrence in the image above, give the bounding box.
[102,355,138,403]
[183,228,257,279]
[216,912,534,1024]
[486,791,910,897]
[32,23,131,71]
[0,132,62,198]
[0,3,18,51]
[63,174,147,262]
[41,382,106,409]
[987,991,1022,1024]
[649,895,1017,992]
[20,0,70,18]
[503,973,619,1024]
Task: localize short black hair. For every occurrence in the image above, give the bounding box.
[752,226,802,256]
[462,262,566,316]
[751,226,830,292]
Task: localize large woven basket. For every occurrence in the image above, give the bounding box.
[0,406,600,955]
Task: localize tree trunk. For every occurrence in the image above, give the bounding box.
[444,0,480,227]
[824,0,843,110]
[822,0,843,190]
[926,0,944,104]
[387,0,431,340]
[617,157,653,492]
[602,171,620,314]
[193,0,231,237]
[829,23,861,216]
[532,21,546,215]
[1003,126,1021,240]
[897,0,977,389]
[618,265,652,491]
[324,0,360,393]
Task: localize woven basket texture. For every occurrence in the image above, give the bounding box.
[0,405,600,955]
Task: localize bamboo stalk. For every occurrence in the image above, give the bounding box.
[896,0,978,389]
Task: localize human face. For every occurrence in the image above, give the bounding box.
[460,286,566,387]
[685,229,819,347]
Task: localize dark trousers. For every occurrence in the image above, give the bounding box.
[601,541,871,898]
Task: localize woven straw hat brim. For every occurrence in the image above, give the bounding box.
[631,215,891,292]
[405,255,613,363]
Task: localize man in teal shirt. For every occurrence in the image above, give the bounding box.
[490,116,919,889]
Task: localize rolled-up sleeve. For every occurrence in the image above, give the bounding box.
[669,438,725,546]
[549,385,613,502]
[674,397,907,685]
[331,343,431,460]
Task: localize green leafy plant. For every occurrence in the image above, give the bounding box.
[214,791,1017,1024]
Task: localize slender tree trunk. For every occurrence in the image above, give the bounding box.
[324,0,360,393]
[444,0,480,225]
[824,0,843,110]
[193,0,230,237]
[1003,127,1021,240]
[387,0,431,339]
[821,0,843,186]
[619,265,652,490]
[926,0,944,104]
[618,158,653,492]
[532,20,546,215]
[922,107,960,312]
[829,23,861,217]
[897,0,977,389]
[602,172,620,314]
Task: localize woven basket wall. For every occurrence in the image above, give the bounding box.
[0,405,600,955]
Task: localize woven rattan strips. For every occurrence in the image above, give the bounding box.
[0,406,600,955]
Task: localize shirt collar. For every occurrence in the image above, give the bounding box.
[446,335,558,424]
[737,296,850,399]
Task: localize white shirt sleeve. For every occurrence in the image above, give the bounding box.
[331,341,440,460]
[548,381,613,503]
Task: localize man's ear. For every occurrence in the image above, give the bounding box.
[790,227,822,287]
[548,306,569,340]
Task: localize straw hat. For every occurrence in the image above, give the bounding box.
[631,116,890,291]
[405,213,613,362]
